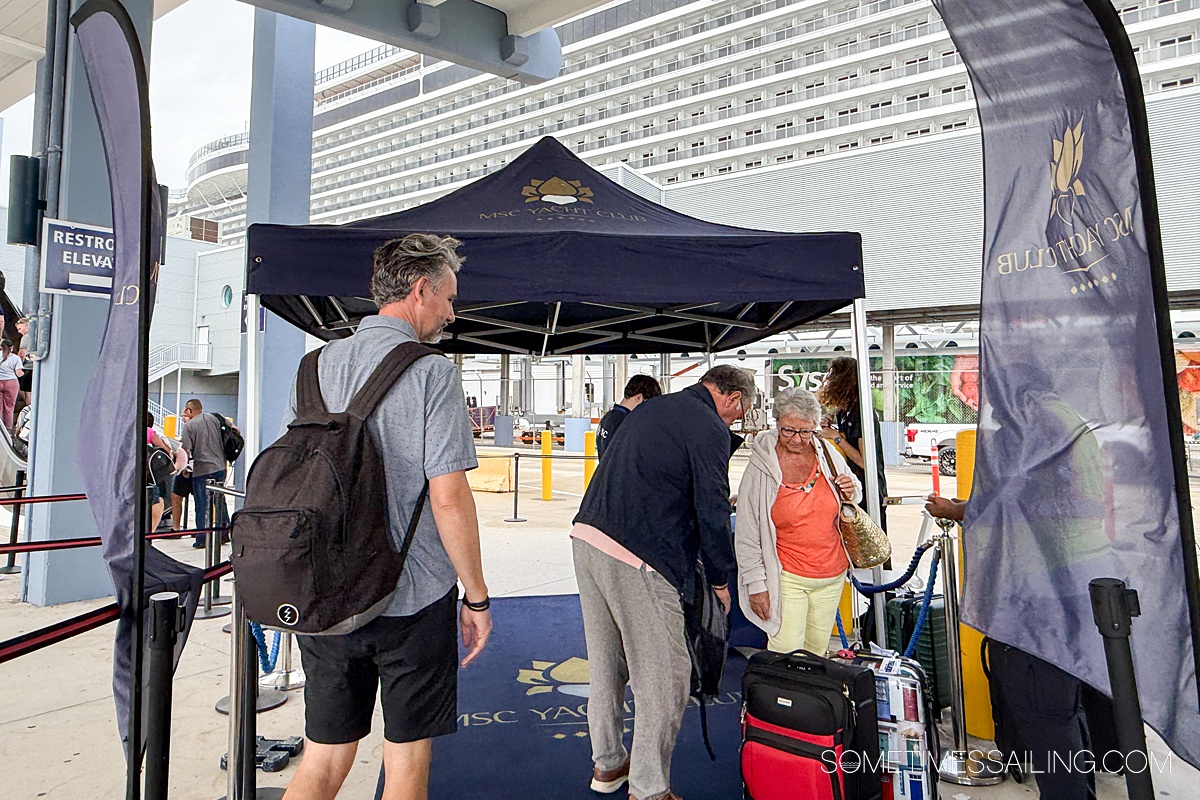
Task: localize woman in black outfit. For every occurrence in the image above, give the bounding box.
[816,356,889,533]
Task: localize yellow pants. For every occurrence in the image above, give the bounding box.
[767,571,845,656]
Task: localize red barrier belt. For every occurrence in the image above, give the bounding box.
[0,561,232,665]
[0,527,226,556]
[0,492,87,507]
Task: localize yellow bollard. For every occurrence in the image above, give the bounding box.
[583,431,597,489]
[163,415,178,439]
[955,429,995,740]
[541,430,553,501]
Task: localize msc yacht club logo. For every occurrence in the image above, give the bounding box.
[1050,118,1086,225]
[992,114,1138,296]
[521,177,594,204]
[517,657,591,697]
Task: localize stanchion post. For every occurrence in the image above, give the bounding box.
[195,486,230,621]
[540,431,552,501]
[260,631,305,691]
[145,592,182,800]
[0,478,25,575]
[935,519,1004,785]
[583,431,597,489]
[504,452,526,523]
[1089,578,1155,800]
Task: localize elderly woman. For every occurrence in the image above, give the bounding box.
[735,387,861,654]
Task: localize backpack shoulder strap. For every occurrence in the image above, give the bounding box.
[295,347,327,418]
[346,342,439,420]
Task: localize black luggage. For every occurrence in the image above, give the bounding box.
[742,649,882,800]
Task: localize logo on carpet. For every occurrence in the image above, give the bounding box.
[517,657,591,697]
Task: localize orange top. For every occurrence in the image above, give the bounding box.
[771,460,848,579]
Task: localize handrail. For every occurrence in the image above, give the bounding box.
[148,342,212,375]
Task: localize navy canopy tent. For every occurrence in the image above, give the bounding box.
[246,137,864,354]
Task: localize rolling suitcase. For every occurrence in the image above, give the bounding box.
[838,652,939,800]
[741,649,882,800]
[884,594,951,712]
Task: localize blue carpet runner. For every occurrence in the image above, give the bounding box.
[393,594,750,799]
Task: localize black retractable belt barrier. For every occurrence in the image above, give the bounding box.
[1089,578,1155,800]
[145,592,184,800]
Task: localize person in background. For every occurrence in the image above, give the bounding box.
[145,411,182,532]
[735,387,860,655]
[596,374,663,460]
[816,356,888,533]
[178,399,230,548]
[0,339,24,432]
[13,318,31,421]
[571,364,754,800]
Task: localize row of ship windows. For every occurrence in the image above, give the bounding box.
[308,78,973,195]
[309,42,962,180]
[310,8,947,154]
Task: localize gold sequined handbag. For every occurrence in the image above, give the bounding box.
[838,501,892,569]
[818,439,891,569]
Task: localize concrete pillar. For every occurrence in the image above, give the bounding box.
[25,0,156,605]
[498,354,511,415]
[571,354,585,417]
[601,355,613,409]
[238,9,315,464]
[613,355,628,400]
[520,356,534,413]
[882,325,897,422]
[659,354,671,393]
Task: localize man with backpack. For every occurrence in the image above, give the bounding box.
[570,365,754,800]
[178,398,234,548]
[275,234,491,800]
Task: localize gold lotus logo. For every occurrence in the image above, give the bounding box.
[1051,117,1086,224]
[522,177,594,205]
[517,657,590,697]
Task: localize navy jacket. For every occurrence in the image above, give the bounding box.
[574,383,738,597]
[595,404,629,460]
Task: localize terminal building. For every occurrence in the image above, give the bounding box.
[156,0,1200,427]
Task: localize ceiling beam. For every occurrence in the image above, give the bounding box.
[0,33,44,62]
[237,0,562,83]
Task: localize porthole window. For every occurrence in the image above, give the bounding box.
[221,285,234,308]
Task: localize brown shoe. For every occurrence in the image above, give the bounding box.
[590,757,630,794]
[629,793,682,800]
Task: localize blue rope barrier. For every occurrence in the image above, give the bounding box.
[835,610,849,650]
[851,541,937,596]
[903,546,941,660]
[249,621,281,674]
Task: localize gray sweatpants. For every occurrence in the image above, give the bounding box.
[573,538,691,800]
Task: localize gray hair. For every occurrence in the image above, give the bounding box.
[699,364,757,409]
[772,387,821,424]
[370,233,464,308]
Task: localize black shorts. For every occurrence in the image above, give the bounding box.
[172,474,192,497]
[296,587,459,745]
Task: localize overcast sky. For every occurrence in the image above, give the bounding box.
[0,0,379,196]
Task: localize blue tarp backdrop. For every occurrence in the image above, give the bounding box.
[246,136,866,354]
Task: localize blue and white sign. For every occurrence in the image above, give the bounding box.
[40,218,116,296]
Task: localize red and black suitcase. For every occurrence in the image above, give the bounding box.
[741,649,882,800]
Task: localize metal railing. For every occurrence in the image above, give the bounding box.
[148,342,212,376]
[316,43,404,86]
[185,133,250,174]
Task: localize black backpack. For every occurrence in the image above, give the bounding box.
[210,412,245,464]
[230,342,436,635]
[682,559,730,760]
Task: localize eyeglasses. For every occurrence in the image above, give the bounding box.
[778,426,817,438]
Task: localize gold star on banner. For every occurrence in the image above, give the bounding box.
[553,733,566,740]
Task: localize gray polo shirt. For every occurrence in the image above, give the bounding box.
[182,413,226,477]
[280,316,478,617]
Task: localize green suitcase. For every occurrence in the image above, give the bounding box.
[885,595,951,711]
